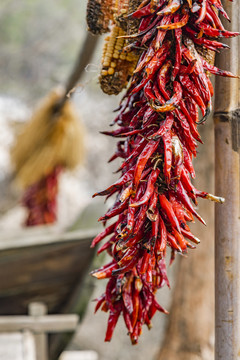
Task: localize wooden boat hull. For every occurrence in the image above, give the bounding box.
[0,231,96,316]
[0,225,100,359]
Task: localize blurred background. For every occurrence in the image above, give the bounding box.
[0,1,215,360]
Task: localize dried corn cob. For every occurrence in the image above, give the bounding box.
[126,0,142,36]
[86,0,113,35]
[112,0,129,30]
[100,25,139,94]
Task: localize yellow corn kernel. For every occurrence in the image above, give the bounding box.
[101,70,108,76]
[99,22,140,95]
[108,67,115,75]
[119,54,126,60]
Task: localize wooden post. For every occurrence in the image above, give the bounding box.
[28,302,48,360]
[214,1,240,359]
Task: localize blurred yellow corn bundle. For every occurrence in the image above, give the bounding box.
[99,25,139,95]
[11,88,84,188]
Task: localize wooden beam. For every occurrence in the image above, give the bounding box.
[0,227,99,251]
[28,303,48,360]
[0,314,79,333]
[214,1,240,359]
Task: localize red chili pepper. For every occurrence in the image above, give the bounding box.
[174,182,206,225]
[133,139,160,190]
[146,261,153,283]
[134,40,157,73]
[91,261,118,279]
[157,13,189,30]
[93,166,135,197]
[133,204,148,234]
[91,221,117,248]
[140,250,151,274]
[186,27,230,50]
[172,228,187,251]
[199,23,239,38]
[157,213,167,253]
[208,0,230,21]
[155,14,173,49]
[157,0,181,16]
[162,130,172,184]
[112,253,140,276]
[130,3,152,18]
[181,228,200,244]
[179,74,206,116]
[195,0,206,24]
[105,307,121,342]
[98,198,129,221]
[180,166,197,203]
[201,58,239,78]
[167,232,182,252]
[130,168,160,207]
[168,193,188,229]
[123,288,134,317]
[150,80,182,112]
[179,60,197,75]
[159,194,182,233]
[174,108,197,155]
[97,235,115,255]
[147,190,159,220]
[94,294,106,313]
[171,25,182,80]
[118,246,139,267]
[157,60,172,99]
[149,113,174,140]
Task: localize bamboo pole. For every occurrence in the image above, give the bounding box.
[54,32,98,113]
[214,1,240,359]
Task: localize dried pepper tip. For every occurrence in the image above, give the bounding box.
[100,25,139,95]
[205,194,225,203]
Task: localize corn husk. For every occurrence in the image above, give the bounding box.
[11,88,84,188]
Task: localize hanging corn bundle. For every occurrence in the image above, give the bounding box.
[87,0,239,343]
[11,89,84,226]
[11,31,98,227]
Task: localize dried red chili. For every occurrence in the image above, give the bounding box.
[88,0,238,344]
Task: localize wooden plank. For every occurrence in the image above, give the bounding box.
[0,228,99,251]
[0,239,95,315]
[29,303,47,360]
[0,314,79,333]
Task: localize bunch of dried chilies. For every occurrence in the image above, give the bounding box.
[87,0,239,344]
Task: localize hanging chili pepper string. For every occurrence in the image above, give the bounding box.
[87,0,238,343]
